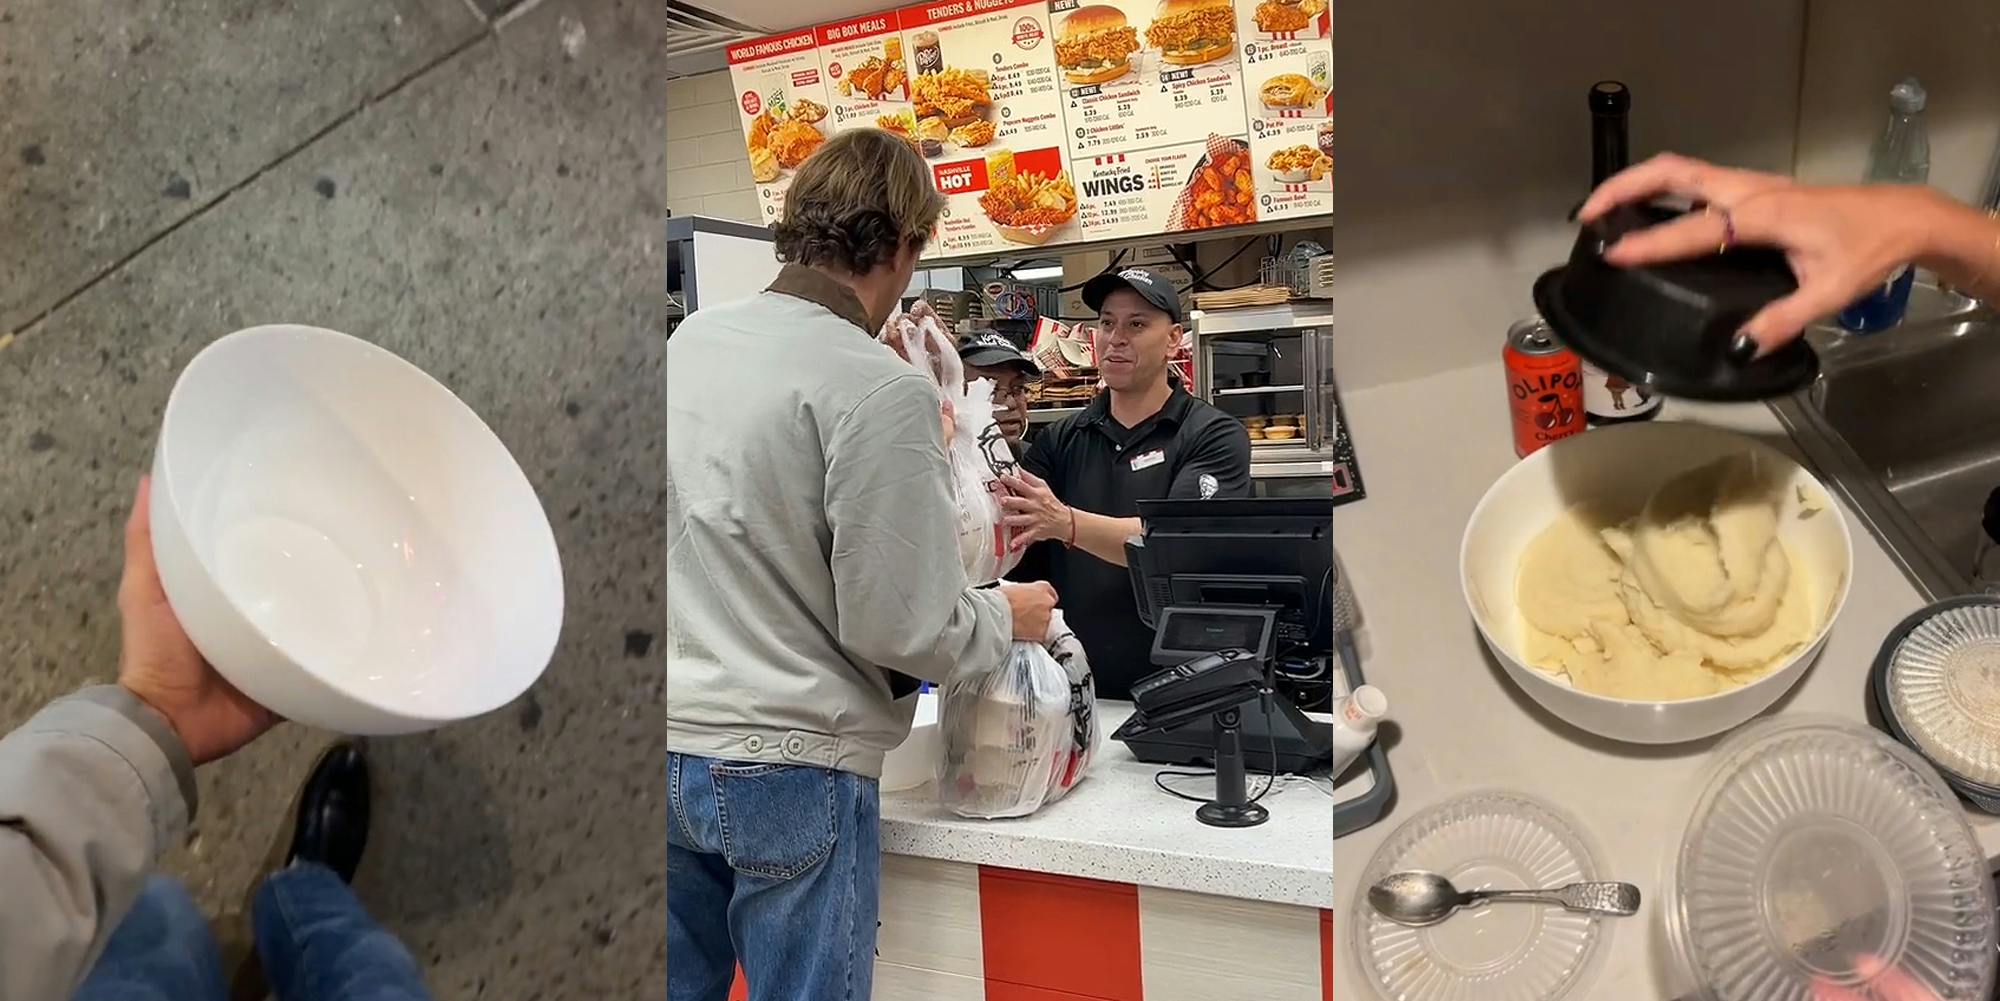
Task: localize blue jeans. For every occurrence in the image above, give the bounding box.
[666,752,881,1001]
[76,864,431,1001]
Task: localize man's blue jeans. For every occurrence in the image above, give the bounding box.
[666,752,881,1001]
[74,863,431,1001]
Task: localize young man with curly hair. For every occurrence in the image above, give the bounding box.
[664,129,1059,1001]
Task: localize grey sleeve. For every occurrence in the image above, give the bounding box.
[0,686,196,1001]
[824,374,1013,684]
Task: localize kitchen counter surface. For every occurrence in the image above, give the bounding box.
[1330,359,2000,998]
[881,701,1335,909]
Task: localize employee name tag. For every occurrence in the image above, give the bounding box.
[1129,449,1166,471]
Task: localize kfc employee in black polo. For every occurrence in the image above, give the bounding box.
[1000,267,1251,699]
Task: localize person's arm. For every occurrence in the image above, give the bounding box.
[1067,511,1144,567]
[825,374,1016,683]
[1579,153,2000,354]
[1008,425,1131,568]
[0,478,275,1001]
[999,468,1141,569]
[0,687,194,1001]
[1054,418,1254,564]
[1916,194,2000,299]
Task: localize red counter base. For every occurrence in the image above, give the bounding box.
[723,865,1333,1000]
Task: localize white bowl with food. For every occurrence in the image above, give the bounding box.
[151,324,564,736]
[1460,422,1851,744]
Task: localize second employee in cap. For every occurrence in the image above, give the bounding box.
[957,329,1042,452]
[1001,268,1251,699]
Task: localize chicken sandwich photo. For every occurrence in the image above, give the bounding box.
[1055,5,1140,86]
[1144,0,1235,65]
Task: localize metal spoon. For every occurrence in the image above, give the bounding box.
[1368,870,1640,927]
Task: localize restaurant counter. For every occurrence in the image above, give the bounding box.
[872,700,1334,1001]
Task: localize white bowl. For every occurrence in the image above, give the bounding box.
[151,325,563,735]
[1460,422,1852,745]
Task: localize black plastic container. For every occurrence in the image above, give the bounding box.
[1534,202,1821,401]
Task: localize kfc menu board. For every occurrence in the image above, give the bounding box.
[1246,114,1330,220]
[1072,133,1254,240]
[900,0,1078,257]
[818,14,914,137]
[725,0,1332,256]
[727,30,834,223]
[1238,0,1330,220]
[1048,0,1249,160]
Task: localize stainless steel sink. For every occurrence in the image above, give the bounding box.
[1770,284,2000,600]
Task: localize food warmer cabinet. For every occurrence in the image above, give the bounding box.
[1191,302,1362,499]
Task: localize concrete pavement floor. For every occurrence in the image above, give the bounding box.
[0,0,666,994]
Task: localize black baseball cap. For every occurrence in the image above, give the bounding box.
[1082,267,1183,324]
[957,329,1040,375]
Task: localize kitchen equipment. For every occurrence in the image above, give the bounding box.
[1461,421,1853,744]
[665,214,782,322]
[1351,791,1611,1001]
[1192,301,1362,491]
[1871,596,2000,811]
[1533,202,1820,401]
[1665,716,1996,1001]
[152,324,563,735]
[1368,870,1640,927]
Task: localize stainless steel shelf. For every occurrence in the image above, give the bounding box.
[1188,300,1333,335]
[1251,459,1339,478]
[1215,384,1306,396]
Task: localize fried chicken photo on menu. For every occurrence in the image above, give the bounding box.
[842,53,909,100]
[1183,142,1253,229]
[979,168,1078,244]
[746,110,777,156]
[1259,73,1323,109]
[749,146,780,183]
[768,118,825,168]
[876,112,921,152]
[788,98,828,123]
[1145,0,1235,65]
[1055,5,1139,86]
[912,68,992,125]
[950,120,996,148]
[915,116,951,143]
[1252,0,1309,33]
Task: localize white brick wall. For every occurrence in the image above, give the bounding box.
[667,71,760,224]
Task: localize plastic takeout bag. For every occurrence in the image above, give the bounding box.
[878,301,1022,585]
[939,611,1100,819]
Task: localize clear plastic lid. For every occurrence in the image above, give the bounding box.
[1352,791,1609,1001]
[1667,717,1995,1001]
[1886,601,2000,787]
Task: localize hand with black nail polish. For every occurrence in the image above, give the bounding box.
[1579,153,1998,358]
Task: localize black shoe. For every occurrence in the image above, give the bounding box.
[287,741,370,884]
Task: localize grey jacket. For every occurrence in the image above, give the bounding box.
[0,685,197,1001]
[665,266,1013,778]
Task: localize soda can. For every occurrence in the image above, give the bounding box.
[1504,317,1584,458]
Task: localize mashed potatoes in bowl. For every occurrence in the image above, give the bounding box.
[1461,423,1852,744]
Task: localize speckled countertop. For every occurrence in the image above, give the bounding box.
[880,701,1335,909]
